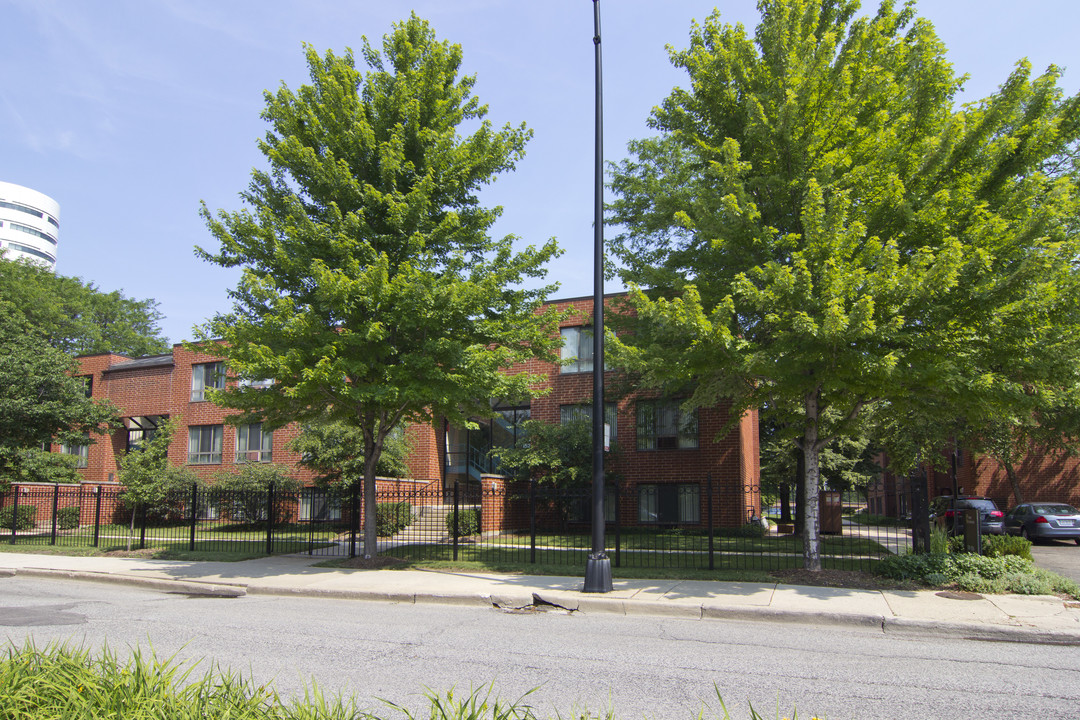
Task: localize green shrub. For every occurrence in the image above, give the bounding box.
[877,552,1038,591]
[730,520,767,538]
[446,508,481,537]
[982,534,1033,561]
[929,524,950,554]
[1004,571,1054,595]
[376,502,413,537]
[56,506,80,530]
[0,505,36,531]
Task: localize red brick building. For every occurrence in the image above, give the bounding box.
[43,294,760,529]
[868,445,1080,517]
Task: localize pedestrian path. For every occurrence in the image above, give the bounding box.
[1,552,1077,644]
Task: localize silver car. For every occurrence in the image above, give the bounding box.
[1004,503,1080,544]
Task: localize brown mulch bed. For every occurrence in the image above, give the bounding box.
[769,568,923,591]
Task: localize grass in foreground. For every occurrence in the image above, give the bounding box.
[0,642,819,720]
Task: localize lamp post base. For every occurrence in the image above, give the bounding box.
[583,551,613,593]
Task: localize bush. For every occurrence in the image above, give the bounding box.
[0,505,36,531]
[982,534,1033,561]
[446,508,481,537]
[376,502,413,537]
[876,552,1038,591]
[731,520,767,538]
[56,506,80,530]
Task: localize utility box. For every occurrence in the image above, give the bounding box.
[819,491,843,535]
[963,507,982,554]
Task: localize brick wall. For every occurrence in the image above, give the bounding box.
[59,293,762,530]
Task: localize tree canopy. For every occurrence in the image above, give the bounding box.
[195,15,563,558]
[608,0,1080,569]
[0,302,118,489]
[0,255,169,357]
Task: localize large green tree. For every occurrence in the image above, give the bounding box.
[195,16,562,558]
[0,255,169,356]
[0,302,118,489]
[608,0,1080,568]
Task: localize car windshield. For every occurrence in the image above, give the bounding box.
[1031,504,1079,515]
[959,499,997,511]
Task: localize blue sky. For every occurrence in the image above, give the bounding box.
[3,0,1078,347]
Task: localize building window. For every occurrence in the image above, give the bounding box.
[0,200,44,219]
[190,362,225,401]
[78,375,93,398]
[126,415,165,451]
[188,425,223,464]
[492,405,530,451]
[636,399,698,450]
[638,483,700,524]
[236,423,272,463]
[7,242,55,263]
[9,221,57,245]
[560,326,595,373]
[59,437,89,468]
[560,402,617,448]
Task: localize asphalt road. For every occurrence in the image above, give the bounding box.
[1029,540,1080,585]
[2,575,1078,720]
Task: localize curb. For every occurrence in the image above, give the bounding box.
[13,567,247,598]
[7,566,1080,645]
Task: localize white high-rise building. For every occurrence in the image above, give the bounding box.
[0,181,60,270]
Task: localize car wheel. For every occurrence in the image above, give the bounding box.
[1021,527,1030,541]
[1075,537,1079,546]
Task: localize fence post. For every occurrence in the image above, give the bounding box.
[452,481,459,562]
[707,473,715,571]
[139,504,147,550]
[50,484,60,545]
[613,482,621,569]
[306,488,315,556]
[349,484,359,559]
[266,481,275,556]
[529,479,536,564]
[9,488,20,543]
[189,483,199,552]
[93,487,102,548]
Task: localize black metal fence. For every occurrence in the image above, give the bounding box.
[1,479,916,572]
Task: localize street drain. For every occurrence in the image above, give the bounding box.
[935,590,984,601]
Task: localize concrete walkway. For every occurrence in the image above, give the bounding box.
[1,552,1078,644]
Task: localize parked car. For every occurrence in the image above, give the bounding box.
[1004,503,1080,544]
[928,496,1005,536]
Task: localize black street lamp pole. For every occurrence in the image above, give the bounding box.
[584,0,613,594]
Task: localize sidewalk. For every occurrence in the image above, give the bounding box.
[2,552,1078,644]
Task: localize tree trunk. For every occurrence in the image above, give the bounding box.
[1004,460,1024,505]
[780,483,792,523]
[363,454,379,559]
[801,392,823,571]
[794,450,806,535]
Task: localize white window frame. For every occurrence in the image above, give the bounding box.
[190,362,225,402]
[236,423,272,463]
[188,425,223,464]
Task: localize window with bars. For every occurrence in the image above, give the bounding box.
[236,423,272,463]
[190,362,225,401]
[636,399,698,450]
[638,483,700,524]
[188,425,223,464]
